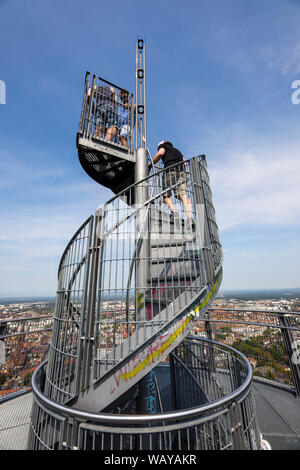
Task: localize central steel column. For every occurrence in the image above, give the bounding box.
[135,147,150,324]
[135,148,157,416]
[134,38,158,418]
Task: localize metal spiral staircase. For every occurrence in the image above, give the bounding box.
[43,153,223,413]
[26,40,264,451]
[41,39,222,414]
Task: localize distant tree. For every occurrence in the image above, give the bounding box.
[23,373,31,387]
[265,369,276,381]
[0,372,7,387]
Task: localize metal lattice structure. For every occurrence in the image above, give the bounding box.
[43,155,223,412]
[77,73,136,197]
[28,337,261,450]
[2,309,300,450]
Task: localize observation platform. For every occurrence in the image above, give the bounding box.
[252,381,300,450]
[77,73,136,200]
[1,368,300,450]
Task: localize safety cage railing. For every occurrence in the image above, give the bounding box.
[1,307,299,402]
[79,72,134,154]
[43,155,223,408]
[28,337,261,450]
[205,307,300,395]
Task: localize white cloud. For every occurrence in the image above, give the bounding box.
[210,148,300,230]
[258,41,300,76]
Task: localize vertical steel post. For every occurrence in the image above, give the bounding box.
[228,402,246,450]
[134,38,157,416]
[74,216,94,397]
[86,74,96,139]
[134,39,148,317]
[79,209,102,392]
[135,147,150,330]
[79,71,90,136]
[278,313,300,396]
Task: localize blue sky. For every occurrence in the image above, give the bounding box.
[0,0,300,296]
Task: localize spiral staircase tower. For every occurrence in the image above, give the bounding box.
[27,40,262,450]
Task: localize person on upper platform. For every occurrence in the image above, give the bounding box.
[88,84,118,142]
[150,141,193,226]
[118,89,133,148]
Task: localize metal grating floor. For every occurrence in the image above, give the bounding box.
[252,381,300,450]
[0,392,32,450]
[0,382,299,450]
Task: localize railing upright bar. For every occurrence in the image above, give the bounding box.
[86,74,96,139]
[79,71,90,135]
[278,312,300,396]
[74,216,94,397]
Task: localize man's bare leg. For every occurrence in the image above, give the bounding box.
[120,136,128,148]
[95,125,105,139]
[179,194,193,220]
[106,126,117,142]
[163,196,176,212]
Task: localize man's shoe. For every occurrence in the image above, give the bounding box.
[185,218,196,232]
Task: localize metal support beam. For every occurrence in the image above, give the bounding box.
[79,209,102,393]
[279,313,300,396]
[135,147,155,415]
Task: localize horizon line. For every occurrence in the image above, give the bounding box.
[0,287,300,299]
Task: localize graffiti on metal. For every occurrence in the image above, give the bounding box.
[109,312,195,396]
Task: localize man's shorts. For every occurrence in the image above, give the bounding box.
[120,124,130,138]
[162,168,187,198]
[95,103,118,128]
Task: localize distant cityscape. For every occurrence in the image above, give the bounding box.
[0,289,299,397]
[1,287,299,304]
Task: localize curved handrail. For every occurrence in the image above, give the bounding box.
[56,156,207,281]
[31,337,252,425]
[58,215,93,276]
[103,155,206,208]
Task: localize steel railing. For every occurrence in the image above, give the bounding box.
[28,337,260,450]
[42,156,223,409]
[79,72,134,154]
[0,315,53,399]
[2,307,299,401]
[205,307,300,394]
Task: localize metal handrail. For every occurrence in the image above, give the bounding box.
[210,306,300,316]
[103,155,206,207]
[31,337,252,425]
[56,157,207,286]
[204,318,300,332]
[58,215,93,276]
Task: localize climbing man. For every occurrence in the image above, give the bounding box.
[150,141,194,228]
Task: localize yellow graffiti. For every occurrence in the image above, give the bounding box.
[194,271,221,315]
[120,272,221,381]
[136,292,144,309]
[121,313,194,380]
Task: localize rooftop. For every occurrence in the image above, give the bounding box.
[1,380,299,450]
